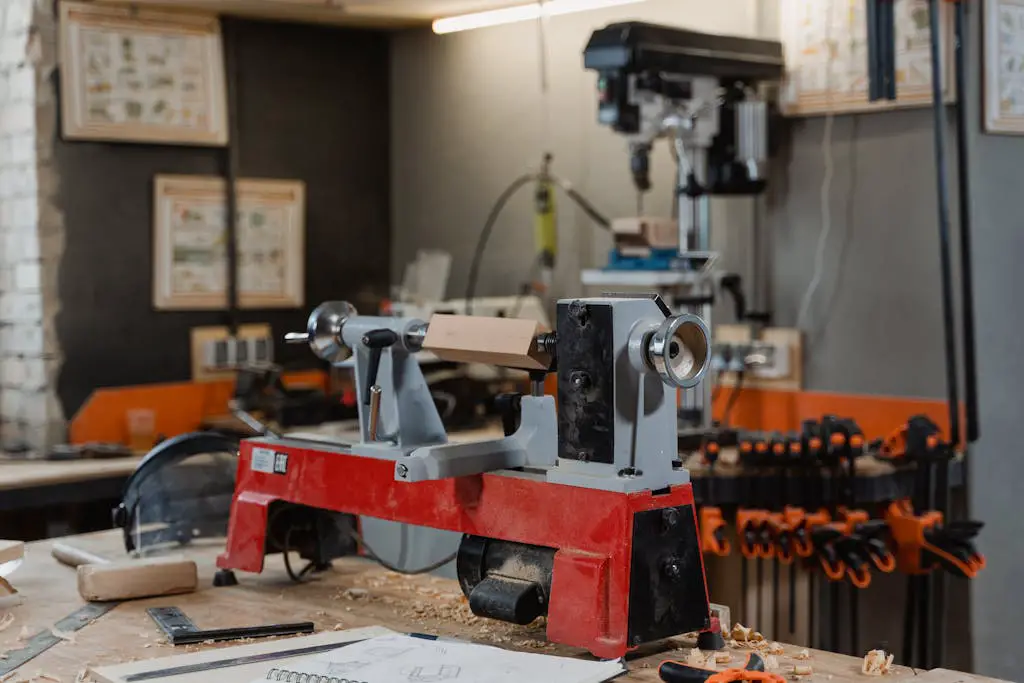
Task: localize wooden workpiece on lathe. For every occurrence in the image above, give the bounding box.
[423,315,551,370]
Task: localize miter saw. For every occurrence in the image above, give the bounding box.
[218,293,713,657]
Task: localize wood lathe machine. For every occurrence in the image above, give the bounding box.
[217,294,714,658]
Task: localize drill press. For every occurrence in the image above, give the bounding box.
[218,294,712,657]
[581,22,784,430]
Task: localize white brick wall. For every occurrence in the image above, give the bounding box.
[0,0,65,456]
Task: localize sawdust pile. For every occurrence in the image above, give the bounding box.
[334,571,551,649]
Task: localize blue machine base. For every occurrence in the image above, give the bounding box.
[604,248,687,271]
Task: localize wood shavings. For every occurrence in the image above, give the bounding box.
[749,639,771,652]
[728,638,742,649]
[766,642,785,655]
[0,613,14,632]
[730,623,752,642]
[714,651,732,665]
[17,625,31,641]
[793,664,814,676]
[861,649,894,676]
[794,649,811,661]
[764,655,779,671]
[33,673,62,682]
[342,587,369,600]
[685,648,709,667]
[728,622,765,648]
[74,670,90,683]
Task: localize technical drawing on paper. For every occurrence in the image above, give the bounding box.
[365,646,416,658]
[985,0,1024,133]
[325,660,372,675]
[401,664,462,682]
[780,0,954,115]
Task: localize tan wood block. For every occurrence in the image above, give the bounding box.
[77,557,198,602]
[423,314,551,370]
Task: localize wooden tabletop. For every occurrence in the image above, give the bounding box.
[0,458,141,492]
[0,423,508,496]
[0,531,1003,683]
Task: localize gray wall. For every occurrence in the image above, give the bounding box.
[389,1,1014,677]
[963,1,1024,678]
[391,0,762,319]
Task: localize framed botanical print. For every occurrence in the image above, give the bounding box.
[985,0,1024,133]
[153,175,306,310]
[60,2,228,145]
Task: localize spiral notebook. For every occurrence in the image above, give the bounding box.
[250,633,625,683]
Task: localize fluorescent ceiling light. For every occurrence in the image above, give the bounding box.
[432,0,646,34]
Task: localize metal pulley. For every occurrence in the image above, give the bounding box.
[646,313,710,389]
[285,301,358,363]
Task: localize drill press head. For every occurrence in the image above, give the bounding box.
[584,21,784,195]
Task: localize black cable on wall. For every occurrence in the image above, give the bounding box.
[222,17,242,336]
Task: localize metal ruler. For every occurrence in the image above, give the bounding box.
[122,640,362,682]
[0,601,118,675]
[146,606,314,646]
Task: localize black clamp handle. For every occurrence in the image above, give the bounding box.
[362,329,399,405]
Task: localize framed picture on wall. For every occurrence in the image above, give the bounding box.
[780,0,955,116]
[59,2,228,146]
[984,0,1024,134]
[153,175,306,310]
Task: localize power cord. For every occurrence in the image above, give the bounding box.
[796,0,838,332]
[464,170,611,315]
[722,370,746,428]
[464,173,538,316]
[280,523,457,580]
[282,526,318,583]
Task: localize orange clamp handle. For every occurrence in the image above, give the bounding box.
[737,509,768,560]
[700,507,731,557]
[871,551,897,573]
[848,565,871,589]
[820,556,846,581]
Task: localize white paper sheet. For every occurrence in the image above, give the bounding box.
[252,634,625,683]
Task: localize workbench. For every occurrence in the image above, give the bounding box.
[0,458,140,543]
[0,421,501,540]
[0,459,140,511]
[0,531,1002,683]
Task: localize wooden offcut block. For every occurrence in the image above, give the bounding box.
[612,216,678,251]
[423,315,551,370]
[77,557,198,602]
[0,540,24,566]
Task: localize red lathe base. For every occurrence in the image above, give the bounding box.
[218,438,710,658]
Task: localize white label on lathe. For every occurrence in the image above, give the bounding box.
[251,447,275,473]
